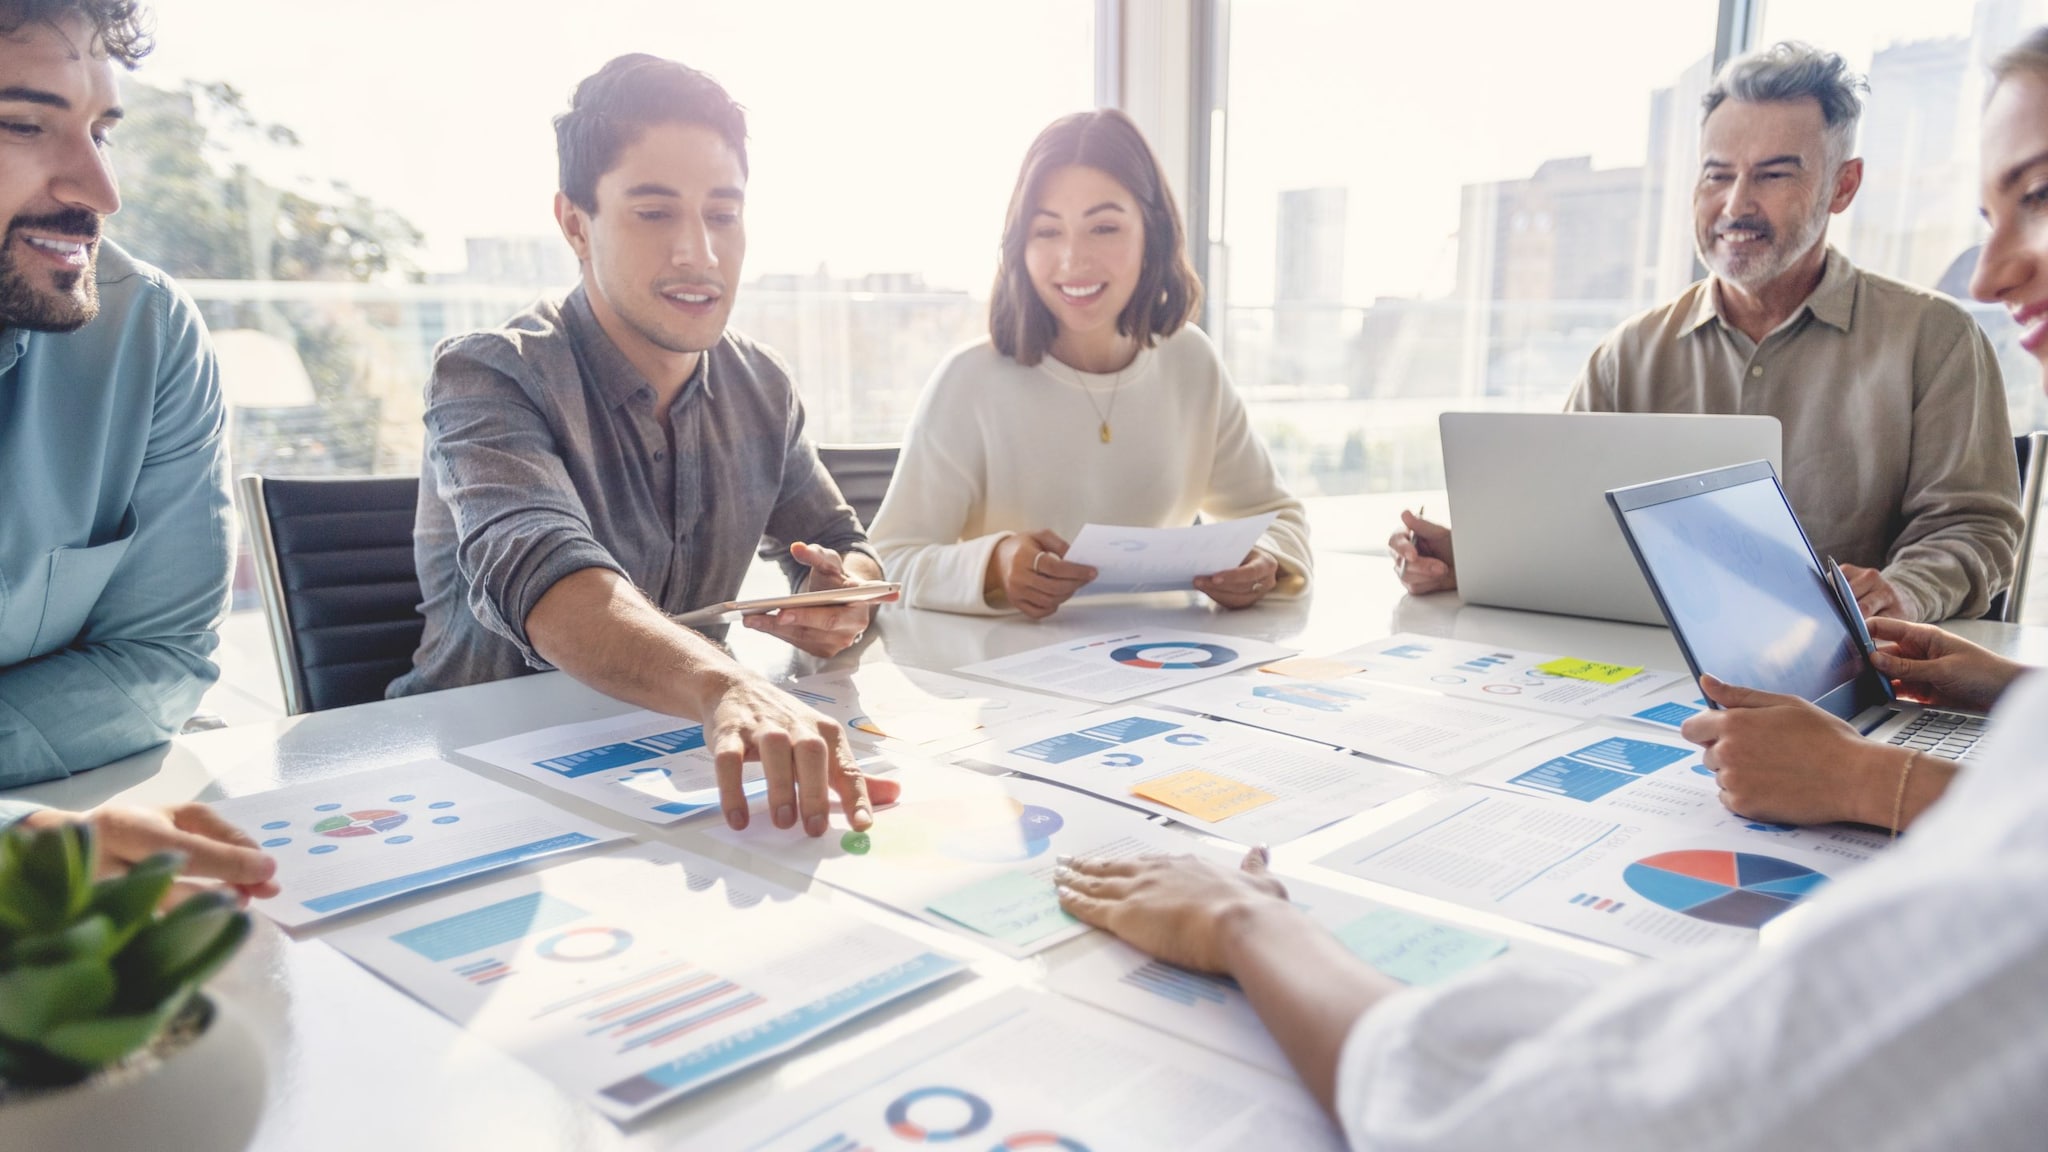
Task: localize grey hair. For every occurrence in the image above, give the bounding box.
[1701,41,1867,172]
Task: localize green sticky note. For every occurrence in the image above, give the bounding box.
[1332,908,1507,986]
[1536,657,1644,684]
[926,870,1077,947]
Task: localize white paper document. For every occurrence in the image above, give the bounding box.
[704,989,1348,1152]
[781,662,1093,752]
[1314,788,1886,957]
[701,757,1188,956]
[458,709,766,825]
[1327,633,1688,719]
[1064,512,1279,594]
[1459,724,1759,831]
[326,844,961,1122]
[1152,672,1579,775]
[1048,877,1516,1076]
[212,759,623,927]
[955,628,1297,704]
[1602,678,1713,730]
[958,705,1426,845]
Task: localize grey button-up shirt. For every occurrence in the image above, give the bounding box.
[390,287,872,697]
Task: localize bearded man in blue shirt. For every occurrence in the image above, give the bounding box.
[0,0,232,789]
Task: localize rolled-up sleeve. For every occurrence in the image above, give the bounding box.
[1881,319,2021,622]
[422,340,626,668]
[0,286,230,783]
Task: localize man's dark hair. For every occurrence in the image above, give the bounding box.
[0,0,153,69]
[555,54,748,213]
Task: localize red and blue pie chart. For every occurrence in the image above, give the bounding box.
[885,1086,992,1141]
[1622,850,1828,929]
[1110,642,1237,670]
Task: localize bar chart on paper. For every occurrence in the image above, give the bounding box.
[459,710,768,824]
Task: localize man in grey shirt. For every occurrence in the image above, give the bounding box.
[392,54,898,836]
[1392,42,2022,623]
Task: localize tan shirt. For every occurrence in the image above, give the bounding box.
[1567,248,2021,621]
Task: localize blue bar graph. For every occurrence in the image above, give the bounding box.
[1120,959,1234,1007]
[391,891,589,961]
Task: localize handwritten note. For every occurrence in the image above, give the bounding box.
[1130,769,1279,823]
[926,870,1076,947]
[1332,908,1507,985]
[1536,657,1645,685]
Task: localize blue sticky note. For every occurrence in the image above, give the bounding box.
[1332,908,1508,986]
[926,870,1077,947]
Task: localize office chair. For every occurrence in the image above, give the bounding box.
[238,474,425,715]
[1988,431,2048,624]
[816,443,902,531]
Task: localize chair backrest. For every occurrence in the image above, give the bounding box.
[816,443,901,531]
[238,474,425,715]
[1995,431,2048,624]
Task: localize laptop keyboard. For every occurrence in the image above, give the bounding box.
[1885,711,1989,761]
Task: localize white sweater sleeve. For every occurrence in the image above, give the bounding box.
[869,359,1013,616]
[1195,343,1314,592]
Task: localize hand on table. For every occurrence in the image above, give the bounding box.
[743,541,895,657]
[1867,618,2025,713]
[702,672,900,836]
[988,529,1097,619]
[1388,511,1456,595]
[1679,675,1895,827]
[1055,847,1292,975]
[21,802,280,905]
[1196,548,1280,609]
[1838,563,1913,620]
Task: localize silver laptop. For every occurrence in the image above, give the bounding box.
[1607,460,1987,762]
[1441,412,1782,625]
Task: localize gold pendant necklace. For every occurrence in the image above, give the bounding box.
[1067,358,1129,445]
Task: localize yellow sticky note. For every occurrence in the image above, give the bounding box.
[1536,657,1644,684]
[1262,655,1366,680]
[1131,769,1278,822]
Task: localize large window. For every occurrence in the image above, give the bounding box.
[1210,1,1721,536]
[117,1,1093,625]
[1763,0,2048,434]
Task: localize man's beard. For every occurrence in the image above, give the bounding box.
[0,208,103,333]
[1699,184,1833,294]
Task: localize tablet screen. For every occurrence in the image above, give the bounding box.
[1619,475,1865,707]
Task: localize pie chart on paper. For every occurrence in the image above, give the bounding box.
[1622,850,1828,929]
[1109,642,1238,670]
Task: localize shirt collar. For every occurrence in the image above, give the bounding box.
[0,327,27,376]
[1685,245,1857,338]
[562,284,713,410]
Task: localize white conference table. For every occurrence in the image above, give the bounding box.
[17,552,2046,1152]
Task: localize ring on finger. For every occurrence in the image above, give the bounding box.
[1032,551,1048,575]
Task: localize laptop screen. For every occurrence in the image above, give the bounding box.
[1614,471,1873,715]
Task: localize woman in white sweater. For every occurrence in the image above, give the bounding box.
[869,109,1311,618]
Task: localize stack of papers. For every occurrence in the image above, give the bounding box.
[956,628,1296,704]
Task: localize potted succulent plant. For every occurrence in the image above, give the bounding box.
[0,819,267,1152]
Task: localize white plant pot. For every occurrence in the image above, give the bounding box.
[0,993,266,1152]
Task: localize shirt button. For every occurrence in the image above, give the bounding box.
[654,449,666,461]
[1750,365,1764,378]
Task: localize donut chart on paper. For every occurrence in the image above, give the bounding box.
[1109,642,1238,670]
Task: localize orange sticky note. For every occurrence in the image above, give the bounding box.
[1131,769,1278,822]
[1262,655,1366,680]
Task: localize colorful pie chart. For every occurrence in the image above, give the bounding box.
[312,809,408,837]
[1110,642,1237,670]
[885,1086,992,1141]
[1622,850,1828,929]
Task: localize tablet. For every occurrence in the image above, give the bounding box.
[672,583,902,627]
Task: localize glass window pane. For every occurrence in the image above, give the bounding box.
[1216,1,1720,546]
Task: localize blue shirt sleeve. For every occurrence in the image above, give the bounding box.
[0,282,231,784]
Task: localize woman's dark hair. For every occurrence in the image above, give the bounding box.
[989,109,1201,365]
[555,54,748,213]
[0,0,152,68]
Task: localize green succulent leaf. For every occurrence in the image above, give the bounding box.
[0,1033,95,1089]
[113,891,246,1013]
[10,914,118,968]
[87,853,181,947]
[17,823,94,928]
[0,958,116,1041]
[39,994,187,1067]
